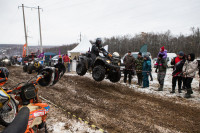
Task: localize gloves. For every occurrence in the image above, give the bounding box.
[154,63,158,66]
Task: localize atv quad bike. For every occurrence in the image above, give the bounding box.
[23,59,43,74]
[76,51,121,82]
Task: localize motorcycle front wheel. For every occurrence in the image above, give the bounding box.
[0,97,18,127]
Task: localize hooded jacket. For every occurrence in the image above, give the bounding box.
[142,57,151,75]
[182,53,198,78]
[157,50,167,59]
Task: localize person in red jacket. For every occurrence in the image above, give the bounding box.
[170,51,186,93]
[62,54,70,72]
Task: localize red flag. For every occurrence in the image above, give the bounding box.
[22,43,27,57]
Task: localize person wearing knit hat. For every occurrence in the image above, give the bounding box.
[170,51,186,93]
[142,55,151,88]
[156,53,167,91]
[157,46,167,59]
[155,46,168,73]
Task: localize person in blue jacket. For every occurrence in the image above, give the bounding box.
[142,55,151,88]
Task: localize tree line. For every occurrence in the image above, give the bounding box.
[44,43,78,55]
[103,27,200,58]
[44,27,200,58]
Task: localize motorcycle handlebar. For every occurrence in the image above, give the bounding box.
[2,107,30,133]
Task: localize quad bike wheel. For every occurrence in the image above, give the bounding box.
[27,66,33,74]
[23,65,28,72]
[76,62,87,76]
[92,65,105,82]
[109,70,121,82]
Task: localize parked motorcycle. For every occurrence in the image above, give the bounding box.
[0,68,18,127]
[6,68,57,133]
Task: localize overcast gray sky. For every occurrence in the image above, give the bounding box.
[0,0,199,45]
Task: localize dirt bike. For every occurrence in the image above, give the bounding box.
[6,68,55,133]
[0,78,18,127]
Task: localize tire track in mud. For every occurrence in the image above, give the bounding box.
[5,66,200,133]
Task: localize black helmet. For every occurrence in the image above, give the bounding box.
[95,38,102,45]
[0,67,9,79]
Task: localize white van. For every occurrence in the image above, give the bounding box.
[166,53,177,68]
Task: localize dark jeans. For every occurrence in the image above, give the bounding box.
[185,77,193,94]
[143,74,149,87]
[182,77,187,88]
[124,70,132,84]
[157,72,166,85]
[137,73,143,85]
[172,76,182,90]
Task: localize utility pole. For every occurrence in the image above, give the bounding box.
[80,32,81,42]
[19,4,43,55]
[38,6,43,53]
[20,4,28,55]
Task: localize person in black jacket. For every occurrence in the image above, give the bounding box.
[91,38,106,64]
[170,51,186,93]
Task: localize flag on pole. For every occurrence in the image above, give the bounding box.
[22,43,27,57]
[140,44,148,55]
[59,49,62,58]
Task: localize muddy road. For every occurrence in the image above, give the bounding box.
[4,66,200,133]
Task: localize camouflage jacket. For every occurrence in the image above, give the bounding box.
[135,57,144,73]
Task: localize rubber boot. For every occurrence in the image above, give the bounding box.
[170,87,175,93]
[182,86,186,90]
[184,93,191,98]
[158,84,163,91]
[178,87,182,93]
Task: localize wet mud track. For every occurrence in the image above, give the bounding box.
[4,66,200,133]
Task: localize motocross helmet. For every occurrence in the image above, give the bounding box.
[95,38,102,46]
[0,67,9,86]
[38,67,55,87]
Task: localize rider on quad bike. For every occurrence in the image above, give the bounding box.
[76,38,121,83]
[91,38,106,63]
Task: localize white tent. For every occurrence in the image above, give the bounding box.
[69,37,92,55]
[68,36,92,71]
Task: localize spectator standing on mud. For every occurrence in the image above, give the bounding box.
[142,55,151,88]
[62,54,70,72]
[170,51,186,93]
[156,54,167,91]
[68,56,72,72]
[182,53,198,98]
[135,52,144,86]
[155,46,167,72]
[123,51,135,86]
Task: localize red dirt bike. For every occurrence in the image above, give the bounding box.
[6,68,57,133]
